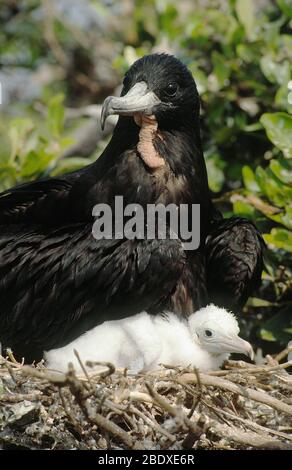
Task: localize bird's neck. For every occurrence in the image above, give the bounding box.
[210,352,230,368]
[102,117,140,161]
[101,115,205,172]
[92,115,212,237]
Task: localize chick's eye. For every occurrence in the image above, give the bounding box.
[205,330,213,337]
[164,83,178,96]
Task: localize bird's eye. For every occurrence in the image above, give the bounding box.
[164,83,178,97]
[205,330,213,337]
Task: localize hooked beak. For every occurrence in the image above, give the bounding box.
[221,335,254,360]
[101,81,161,130]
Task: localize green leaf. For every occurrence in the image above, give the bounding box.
[275,85,292,113]
[260,304,292,344]
[280,206,292,230]
[242,122,263,132]
[47,94,65,139]
[260,329,277,341]
[8,118,34,162]
[211,52,231,89]
[236,44,258,63]
[233,199,257,218]
[277,0,292,18]
[268,209,292,231]
[247,298,278,308]
[21,150,53,178]
[264,228,292,253]
[235,0,255,40]
[0,163,17,183]
[255,166,292,207]
[51,157,90,176]
[260,56,290,86]
[206,158,225,193]
[260,112,292,159]
[269,158,292,185]
[242,165,260,192]
[188,63,208,94]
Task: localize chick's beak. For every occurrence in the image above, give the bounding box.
[101,81,161,130]
[222,335,254,360]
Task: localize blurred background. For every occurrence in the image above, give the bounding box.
[0,0,291,355]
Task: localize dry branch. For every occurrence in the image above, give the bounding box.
[179,372,292,416]
[0,355,291,450]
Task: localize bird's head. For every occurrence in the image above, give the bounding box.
[188,304,254,360]
[101,53,200,131]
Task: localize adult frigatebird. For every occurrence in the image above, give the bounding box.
[0,54,264,361]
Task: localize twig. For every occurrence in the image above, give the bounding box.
[275,347,292,363]
[179,372,292,416]
[209,360,292,376]
[66,363,143,449]
[73,349,93,392]
[146,382,291,450]
[0,392,43,403]
[187,368,202,419]
[21,365,68,384]
[59,388,84,437]
[206,402,292,442]
[145,382,204,437]
[207,421,292,450]
[130,404,176,443]
[85,361,115,378]
[117,390,154,404]
[6,349,18,364]
[77,393,143,450]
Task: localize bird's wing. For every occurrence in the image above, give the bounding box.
[0,223,186,361]
[205,217,265,310]
[0,173,80,224]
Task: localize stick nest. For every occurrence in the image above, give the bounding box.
[0,349,291,450]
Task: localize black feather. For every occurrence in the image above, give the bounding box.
[206,217,266,310]
[0,54,264,361]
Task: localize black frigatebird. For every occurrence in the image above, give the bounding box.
[0,54,264,361]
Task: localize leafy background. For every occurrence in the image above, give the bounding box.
[0,0,291,354]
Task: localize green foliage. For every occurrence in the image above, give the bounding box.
[0,95,74,191]
[261,113,292,158]
[0,0,291,349]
